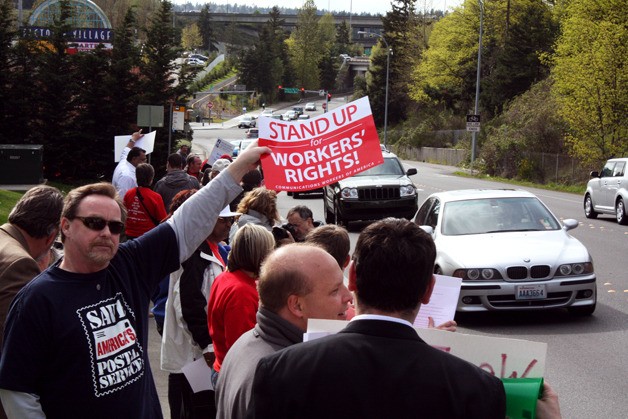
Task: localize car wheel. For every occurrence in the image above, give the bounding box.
[568,303,596,316]
[334,200,345,227]
[584,194,598,219]
[616,199,627,225]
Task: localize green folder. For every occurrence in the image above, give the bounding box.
[501,377,544,419]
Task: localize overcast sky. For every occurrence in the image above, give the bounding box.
[175,1,464,15]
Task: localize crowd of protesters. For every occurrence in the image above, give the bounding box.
[0,135,562,419]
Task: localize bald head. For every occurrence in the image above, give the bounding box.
[258,244,352,331]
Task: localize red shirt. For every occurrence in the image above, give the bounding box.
[207,270,258,372]
[123,187,168,238]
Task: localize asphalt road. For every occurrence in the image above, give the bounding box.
[273,162,628,418]
[150,102,627,418]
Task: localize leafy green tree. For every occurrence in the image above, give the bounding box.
[480,78,567,180]
[287,0,322,89]
[198,4,214,51]
[181,24,202,51]
[551,0,628,166]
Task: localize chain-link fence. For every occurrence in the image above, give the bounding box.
[393,145,590,185]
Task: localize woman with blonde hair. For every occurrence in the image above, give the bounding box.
[206,224,275,384]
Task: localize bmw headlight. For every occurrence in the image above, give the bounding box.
[400,185,416,197]
[341,187,358,199]
[452,268,503,280]
[557,262,593,276]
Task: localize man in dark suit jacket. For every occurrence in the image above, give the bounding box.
[248,218,506,419]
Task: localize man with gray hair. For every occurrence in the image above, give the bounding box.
[0,185,63,419]
[0,185,64,348]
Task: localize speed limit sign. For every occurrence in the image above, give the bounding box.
[207,101,214,109]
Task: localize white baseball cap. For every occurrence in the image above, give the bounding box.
[219,206,241,217]
[212,159,231,173]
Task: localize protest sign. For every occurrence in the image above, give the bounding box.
[113,130,156,162]
[258,96,383,191]
[207,138,234,165]
[306,319,547,379]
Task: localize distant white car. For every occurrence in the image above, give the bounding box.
[305,102,317,111]
[282,110,297,121]
[186,58,205,66]
[189,53,209,62]
[238,115,256,129]
[260,109,275,117]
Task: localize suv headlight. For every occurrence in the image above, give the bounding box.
[400,185,416,197]
[556,262,593,276]
[340,187,358,199]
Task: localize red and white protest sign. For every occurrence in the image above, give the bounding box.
[258,96,383,191]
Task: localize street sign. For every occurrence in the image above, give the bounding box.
[207,101,214,109]
[137,105,164,128]
[466,114,481,132]
[283,87,299,94]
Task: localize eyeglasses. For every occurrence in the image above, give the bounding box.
[218,217,235,224]
[75,216,125,235]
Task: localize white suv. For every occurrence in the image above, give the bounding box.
[584,157,628,224]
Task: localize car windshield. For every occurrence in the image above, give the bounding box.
[354,158,405,176]
[239,140,255,150]
[441,197,560,235]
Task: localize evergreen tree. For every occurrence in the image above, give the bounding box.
[198,4,214,51]
[482,0,557,116]
[140,0,189,162]
[30,0,81,180]
[0,0,20,143]
[369,0,423,126]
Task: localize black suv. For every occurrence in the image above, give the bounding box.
[323,152,418,226]
[292,107,304,117]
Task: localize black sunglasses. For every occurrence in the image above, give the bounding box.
[218,217,235,224]
[75,216,125,235]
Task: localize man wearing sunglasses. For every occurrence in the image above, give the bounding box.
[0,139,270,418]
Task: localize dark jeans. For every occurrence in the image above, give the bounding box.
[168,373,216,419]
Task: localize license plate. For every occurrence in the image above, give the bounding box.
[516,284,546,300]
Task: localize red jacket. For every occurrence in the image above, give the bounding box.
[123,187,168,238]
[207,270,258,372]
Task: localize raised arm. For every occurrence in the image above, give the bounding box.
[167,142,270,261]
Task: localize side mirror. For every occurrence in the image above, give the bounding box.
[419,225,434,235]
[407,168,418,176]
[590,171,599,178]
[562,219,579,231]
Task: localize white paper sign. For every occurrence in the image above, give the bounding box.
[181,358,214,393]
[306,319,547,379]
[113,130,157,162]
[207,139,235,165]
[172,111,185,131]
[414,274,462,328]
